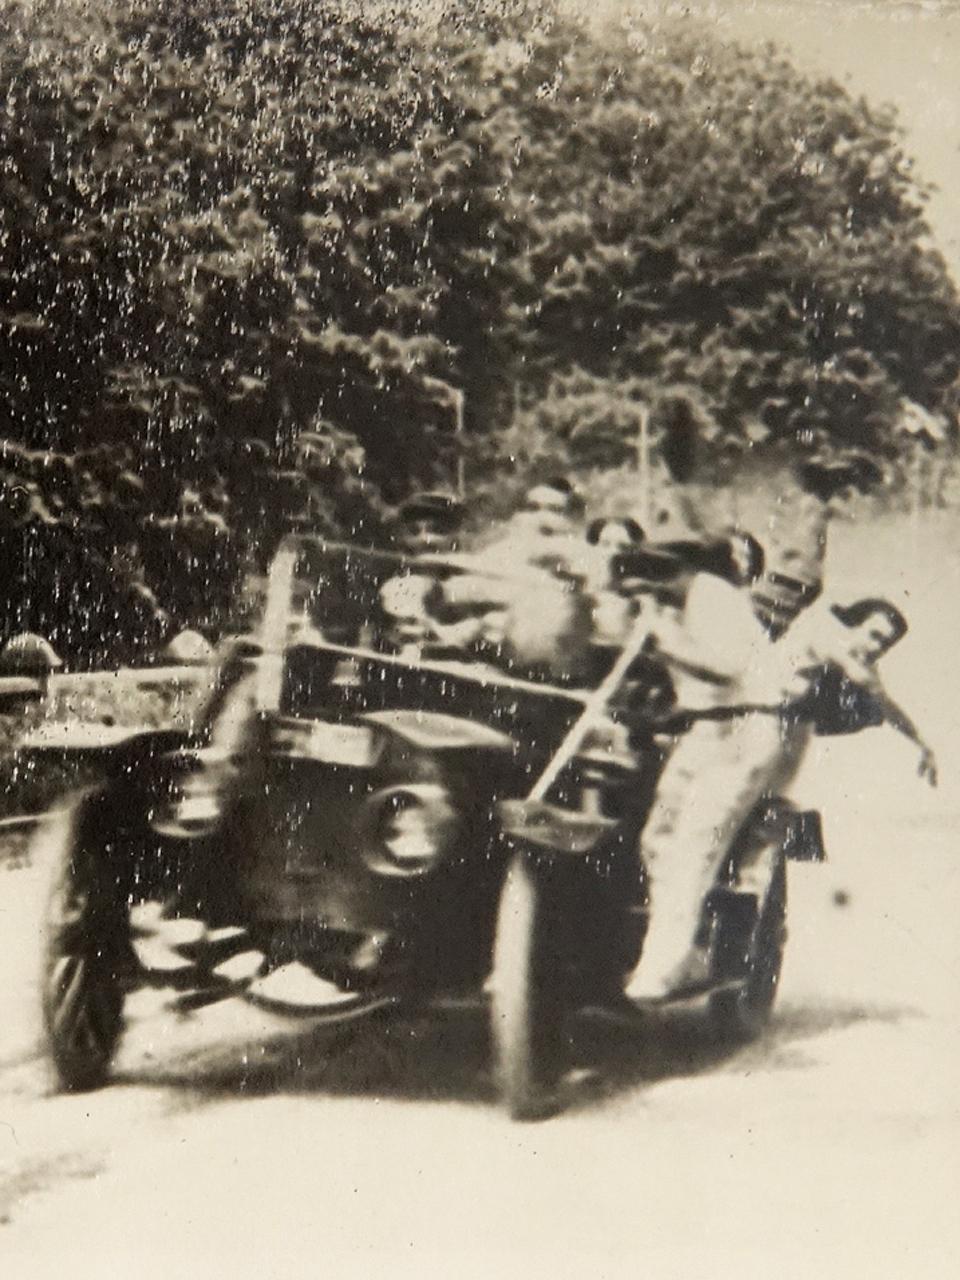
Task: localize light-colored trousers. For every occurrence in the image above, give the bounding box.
[637,712,810,988]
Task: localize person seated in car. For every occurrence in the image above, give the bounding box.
[579,515,647,645]
[416,478,605,682]
[378,491,467,656]
[434,564,594,683]
[377,489,574,669]
[372,477,587,680]
[472,476,586,581]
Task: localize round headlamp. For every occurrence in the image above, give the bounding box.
[368,784,456,876]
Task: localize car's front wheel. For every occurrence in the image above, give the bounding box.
[490,851,565,1120]
[39,804,129,1091]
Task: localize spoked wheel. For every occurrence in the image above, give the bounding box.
[491,851,565,1121]
[708,846,787,1043]
[40,809,129,1091]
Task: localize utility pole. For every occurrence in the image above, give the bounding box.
[453,388,465,498]
[637,402,652,530]
[421,376,466,498]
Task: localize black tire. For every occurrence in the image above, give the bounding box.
[709,850,787,1043]
[39,806,128,1091]
[490,851,564,1120]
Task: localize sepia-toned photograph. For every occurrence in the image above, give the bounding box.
[0,1,957,1275]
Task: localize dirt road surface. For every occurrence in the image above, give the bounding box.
[0,515,957,1279]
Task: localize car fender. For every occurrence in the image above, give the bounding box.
[361,709,517,755]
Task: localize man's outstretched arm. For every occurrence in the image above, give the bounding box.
[857,674,938,786]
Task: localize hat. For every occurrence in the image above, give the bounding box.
[396,491,464,531]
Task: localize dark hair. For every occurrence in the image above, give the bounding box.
[534,475,584,518]
[396,491,464,533]
[541,475,575,496]
[585,516,646,546]
[830,597,908,648]
[727,531,765,584]
[616,536,756,586]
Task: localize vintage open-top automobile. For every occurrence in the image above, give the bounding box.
[36,535,822,1118]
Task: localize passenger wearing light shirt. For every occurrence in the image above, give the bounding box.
[624,533,792,1002]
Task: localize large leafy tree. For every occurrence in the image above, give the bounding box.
[1,0,957,659]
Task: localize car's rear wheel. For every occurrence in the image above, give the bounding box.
[708,848,787,1042]
[491,851,565,1120]
[40,807,129,1091]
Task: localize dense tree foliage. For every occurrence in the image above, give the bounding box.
[1,0,957,659]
